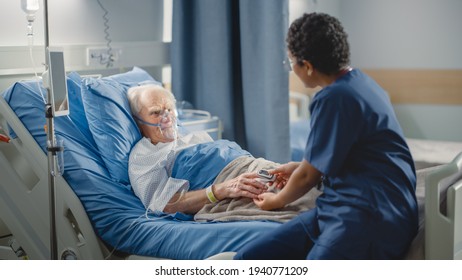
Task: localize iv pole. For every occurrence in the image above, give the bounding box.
[43,0,58,260]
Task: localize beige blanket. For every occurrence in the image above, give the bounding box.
[194,157,321,223]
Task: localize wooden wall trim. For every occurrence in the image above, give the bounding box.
[363,69,462,105]
[289,69,462,105]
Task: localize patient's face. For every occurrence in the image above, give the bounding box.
[138,91,176,144]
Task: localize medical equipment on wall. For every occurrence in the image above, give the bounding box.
[95,0,115,68]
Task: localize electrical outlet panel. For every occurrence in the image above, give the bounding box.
[86,47,122,67]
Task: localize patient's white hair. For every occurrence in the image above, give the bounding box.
[127,84,176,115]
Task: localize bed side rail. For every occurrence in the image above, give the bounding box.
[425,151,462,259]
[0,97,105,259]
[451,173,462,259]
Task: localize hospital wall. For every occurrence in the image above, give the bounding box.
[2,0,461,142]
[289,0,462,142]
[0,0,168,91]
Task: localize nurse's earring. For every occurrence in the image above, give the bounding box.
[307,68,313,76]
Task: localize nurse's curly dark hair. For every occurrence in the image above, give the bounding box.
[286,13,350,75]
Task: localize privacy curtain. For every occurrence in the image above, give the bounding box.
[171,0,290,163]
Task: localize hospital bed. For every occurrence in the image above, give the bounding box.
[1,68,461,260]
[0,67,280,260]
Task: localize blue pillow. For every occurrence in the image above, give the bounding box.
[81,67,161,185]
[106,66,161,87]
[66,72,97,144]
[2,74,85,143]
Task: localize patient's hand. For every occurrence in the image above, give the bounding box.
[214,172,268,200]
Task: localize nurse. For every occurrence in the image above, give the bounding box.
[234,12,418,259]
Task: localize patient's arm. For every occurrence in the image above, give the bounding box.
[163,189,210,214]
[163,172,268,214]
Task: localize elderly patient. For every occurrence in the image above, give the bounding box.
[127,84,317,222]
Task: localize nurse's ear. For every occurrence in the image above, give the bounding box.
[302,60,314,76]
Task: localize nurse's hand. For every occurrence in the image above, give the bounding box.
[268,162,300,189]
[214,172,268,200]
[253,192,284,211]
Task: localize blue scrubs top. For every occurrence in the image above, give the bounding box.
[303,69,418,259]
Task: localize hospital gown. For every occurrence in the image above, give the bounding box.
[129,131,251,212]
[235,69,418,259]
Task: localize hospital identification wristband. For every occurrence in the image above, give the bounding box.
[206,185,219,203]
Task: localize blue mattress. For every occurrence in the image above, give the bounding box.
[1,67,281,259]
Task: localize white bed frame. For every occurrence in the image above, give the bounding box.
[425,151,462,259]
[0,97,110,260]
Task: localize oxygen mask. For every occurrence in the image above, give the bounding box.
[134,108,178,141]
[157,109,178,140]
